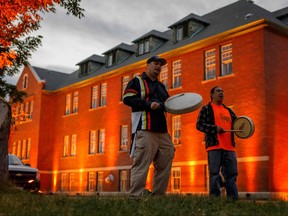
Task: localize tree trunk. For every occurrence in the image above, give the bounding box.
[0,97,11,188]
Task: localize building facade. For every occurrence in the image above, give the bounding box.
[8,1,288,198]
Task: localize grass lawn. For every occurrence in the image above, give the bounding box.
[0,188,288,216]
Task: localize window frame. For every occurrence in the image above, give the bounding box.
[100,83,107,107]
[171,167,181,192]
[172,60,182,88]
[120,125,128,151]
[205,49,216,80]
[221,43,233,76]
[172,115,181,145]
[98,129,105,153]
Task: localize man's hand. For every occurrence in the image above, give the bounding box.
[151,102,160,110]
[217,126,225,134]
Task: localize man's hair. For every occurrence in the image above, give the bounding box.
[210,86,220,101]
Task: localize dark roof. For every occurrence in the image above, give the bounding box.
[102,43,135,55]
[32,67,70,91]
[76,54,105,65]
[273,7,288,20]
[168,13,210,28]
[132,30,170,43]
[33,0,288,91]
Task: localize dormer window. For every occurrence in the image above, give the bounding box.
[176,22,188,41]
[173,20,204,42]
[133,30,169,57]
[80,63,88,76]
[77,55,105,78]
[108,51,117,67]
[281,15,288,25]
[104,43,134,67]
[169,14,209,43]
[138,38,150,55]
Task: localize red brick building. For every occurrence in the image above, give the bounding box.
[9,1,288,198]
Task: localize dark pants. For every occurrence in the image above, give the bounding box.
[208,149,238,200]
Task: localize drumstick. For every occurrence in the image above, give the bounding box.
[224,129,244,132]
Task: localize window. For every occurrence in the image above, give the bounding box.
[91,83,107,108]
[65,94,71,115]
[88,172,95,191]
[176,22,189,42]
[61,174,68,192]
[63,135,77,157]
[100,83,107,106]
[120,170,129,192]
[13,100,33,123]
[160,64,168,89]
[24,102,29,120]
[176,25,183,41]
[172,116,181,145]
[171,167,181,192]
[27,138,31,159]
[138,38,150,55]
[221,43,232,76]
[22,74,28,89]
[63,136,69,157]
[172,60,181,88]
[69,173,75,191]
[14,138,31,160]
[120,125,128,151]
[205,49,216,80]
[80,63,88,76]
[71,134,77,156]
[89,130,96,154]
[98,129,105,153]
[65,92,78,115]
[72,92,78,113]
[21,139,26,159]
[108,52,117,67]
[91,86,98,109]
[121,76,130,100]
[97,172,104,191]
[12,142,16,155]
[29,101,33,119]
[17,141,21,158]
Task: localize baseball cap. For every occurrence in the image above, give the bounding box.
[147,56,167,66]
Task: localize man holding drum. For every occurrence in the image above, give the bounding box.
[123,56,175,198]
[196,86,239,200]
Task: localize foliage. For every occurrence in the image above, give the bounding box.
[0,190,288,216]
[0,0,84,102]
[0,0,84,189]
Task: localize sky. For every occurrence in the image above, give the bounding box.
[4,0,288,84]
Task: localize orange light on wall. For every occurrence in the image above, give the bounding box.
[189,166,196,186]
[52,148,60,192]
[79,169,84,191]
[244,162,256,191]
[52,171,58,192]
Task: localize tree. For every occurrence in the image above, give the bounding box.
[0,0,84,188]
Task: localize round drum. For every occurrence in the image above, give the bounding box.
[164,92,203,114]
[233,116,255,139]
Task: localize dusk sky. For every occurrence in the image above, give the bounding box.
[4,0,287,84]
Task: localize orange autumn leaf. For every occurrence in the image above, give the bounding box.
[0,0,61,69]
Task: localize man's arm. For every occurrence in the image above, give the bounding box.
[123,78,151,111]
[196,106,218,134]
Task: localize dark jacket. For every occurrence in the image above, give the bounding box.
[196,102,237,149]
[123,72,169,133]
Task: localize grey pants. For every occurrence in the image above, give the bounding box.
[129,130,175,196]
